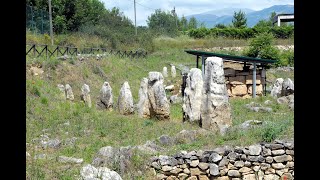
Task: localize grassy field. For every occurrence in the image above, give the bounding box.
[26,35,294,179]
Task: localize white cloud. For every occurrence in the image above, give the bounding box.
[100,0,294,26]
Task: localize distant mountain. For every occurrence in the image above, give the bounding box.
[184,5,294,28]
[185,14,219,26]
[202,8,255,17]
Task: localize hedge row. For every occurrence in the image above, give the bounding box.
[188,26,294,39]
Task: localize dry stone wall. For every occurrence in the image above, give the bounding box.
[150,139,294,180]
[224,67,265,98]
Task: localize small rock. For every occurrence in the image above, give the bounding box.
[264,174,280,180]
[209,152,222,163]
[239,167,252,174]
[190,160,199,167]
[198,162,209,170]
[228,170,240,177]
[265,156,273,163]
[272,163,285,169]
[209,163,219,176]
[272,149,285,156]
[170,168,182,175]
[58,156,83,164]
[243,174,256,180]
[234,161,244,168]
[80,164,98,179]
[190,167,203,176]
[162,165,173,172]
[281,173,293,180]
[273,155,292,163]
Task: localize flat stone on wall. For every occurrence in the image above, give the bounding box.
[246,75,261,84]
[229,76,246,85]
[247,84,263,95]
[231,85,247,96]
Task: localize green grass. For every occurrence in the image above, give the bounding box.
[26,33,294,179]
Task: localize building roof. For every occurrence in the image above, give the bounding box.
[185,50,277,65]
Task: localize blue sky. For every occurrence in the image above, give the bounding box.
[101,0,294,26]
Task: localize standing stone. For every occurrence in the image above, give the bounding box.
[97,82,113,110]
[163,67,168,77]
[137,78,150,118]
[171,65,176,78]
[182,68,203,123]
[281,78,294,96]
[65,84,74,101]
[200,57,232,135]
[117,82,134,115]
[147,72,170,120]
[271,78,284,98]
[57,84,66,100]
[81,84,92,107]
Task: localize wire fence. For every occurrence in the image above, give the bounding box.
[26,44,148,59]
[26,5,50,34]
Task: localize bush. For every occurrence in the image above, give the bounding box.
[275,50,294,67]
[243,32,280,60]
[187,26,293,39]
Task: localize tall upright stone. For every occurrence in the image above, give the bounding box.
[182,68,203,123]
[163,67,168,78]
[97,82,113,110]
[281,78,294,96]
[147,72,170,120]
[171,66,176,78]
[57,84,66,100]
[200,57,232,135]
[117,81,134,115]
[81,84,92,107]
[65,84,74,101]
[137,78,150,118]
[271,78,284,98]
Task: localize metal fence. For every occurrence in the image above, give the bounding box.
[26,5,50,34]
[26,44,148,59]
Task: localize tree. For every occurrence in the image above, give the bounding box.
[243,32,279,60]
[269,11,277,23]
[147,9,178,36]
[215,23,226,29]
[232,10,247,28]
[188,17,198,29]
[179,15,188,31]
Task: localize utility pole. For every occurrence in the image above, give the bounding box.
[48,0,54,45]
[172,7,177,28]
[134,0,137,35]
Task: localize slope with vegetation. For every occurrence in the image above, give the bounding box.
[26,3,294,179]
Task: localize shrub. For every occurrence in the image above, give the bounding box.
[243,32,279,60]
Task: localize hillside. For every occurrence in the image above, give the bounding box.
[185,5,294,28]
[26,34,294,179]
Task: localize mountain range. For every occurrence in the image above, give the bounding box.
[185,5,294,28]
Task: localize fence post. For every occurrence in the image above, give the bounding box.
[45,45,48,59]
[33,44,36,56]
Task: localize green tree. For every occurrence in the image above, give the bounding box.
[179,15,188,31]
[215,23,226,29]
[147,9,178,36]
[232,10,247,28]
[244,32,279,60]
[188,17,198,29]
[269,11,277,23]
